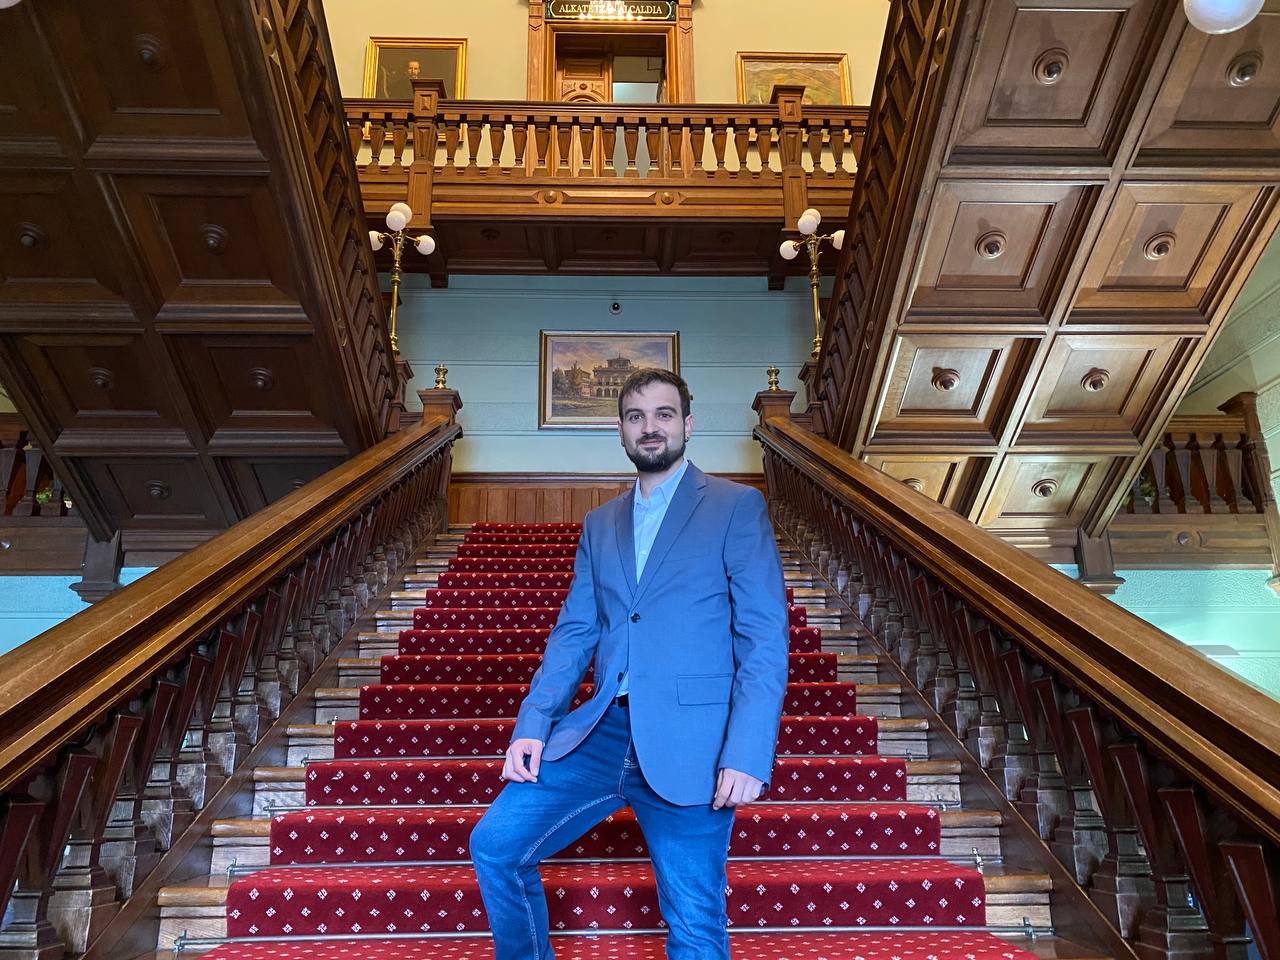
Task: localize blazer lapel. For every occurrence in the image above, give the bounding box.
[633,464,707,604]
[614,488,638,598]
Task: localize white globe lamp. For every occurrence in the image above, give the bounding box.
[796,208,822,235]
[1183,0,1263,32]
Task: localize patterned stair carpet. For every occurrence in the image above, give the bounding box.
[208,522,1039,960]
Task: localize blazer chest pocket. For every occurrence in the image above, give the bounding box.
[676,672,733,705]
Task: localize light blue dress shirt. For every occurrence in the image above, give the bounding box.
[616,457,690,697]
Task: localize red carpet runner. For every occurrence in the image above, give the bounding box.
[206,522,1038,959]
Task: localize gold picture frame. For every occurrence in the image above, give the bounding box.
[539,330,681,430]
[735,51,852,106]
[362,37,468,100]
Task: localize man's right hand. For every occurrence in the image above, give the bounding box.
[502,738,544,783]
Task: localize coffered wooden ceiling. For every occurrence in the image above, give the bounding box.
[0,0,395,548]
[809,0,1280,560]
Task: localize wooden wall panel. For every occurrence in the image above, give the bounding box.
[449,473,766,524]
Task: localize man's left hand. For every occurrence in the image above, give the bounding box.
[712,768,765,809]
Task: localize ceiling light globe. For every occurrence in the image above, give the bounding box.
[368,230,384,251]
[832,229,846,250]
[385,210,408,232]
[1183,0,1262,32]
[778,240,800,261]
[797,208,822,235]
[415,235,437,256]
[0,1,24,9]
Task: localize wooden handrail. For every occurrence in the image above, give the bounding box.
[0,396,461,954]
[0,413,457,792]
[754,395,1280,955]
[755,414,1280,842]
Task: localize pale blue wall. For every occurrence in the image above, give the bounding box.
[395,275,818,474]
[0,568,154,656]
[1056,564,1280,699]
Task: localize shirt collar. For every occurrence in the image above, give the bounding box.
[635,458,690,509]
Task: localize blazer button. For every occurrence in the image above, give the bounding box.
[630,613,641,623]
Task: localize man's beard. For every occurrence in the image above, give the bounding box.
[625,432,686,473]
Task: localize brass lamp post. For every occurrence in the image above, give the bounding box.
[778,207,845,360]
[369,202,436,355]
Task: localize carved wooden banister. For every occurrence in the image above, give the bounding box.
[0,397,461,957]
[346,96,868,186]
[754,404,1280,959]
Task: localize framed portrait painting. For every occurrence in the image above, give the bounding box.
[736,52,852,105]
[539,331,680,429]
[362,38,468,99]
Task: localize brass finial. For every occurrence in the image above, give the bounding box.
[434,362,448,389]
[766,365,780,391]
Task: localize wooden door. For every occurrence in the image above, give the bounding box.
[555,54,612,102]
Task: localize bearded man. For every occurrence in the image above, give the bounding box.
[470,367,789,960]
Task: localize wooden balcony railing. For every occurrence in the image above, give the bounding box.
[0,415,74,520]
[347,84,867,230]
[0,392,462,958]
[1111,393,1280,580]
[753,394,1280,960]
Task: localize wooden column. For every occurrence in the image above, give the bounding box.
[527,1,547,100]
[1220,392,1280,595]
[675,0,695,101]
[409,79,446,227]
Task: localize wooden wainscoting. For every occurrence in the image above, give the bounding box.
[449,473,766,524]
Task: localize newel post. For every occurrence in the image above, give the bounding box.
[1219,391,1280,594]
[409,79,446,228]
[771,84,809,230]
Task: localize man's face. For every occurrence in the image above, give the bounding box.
[618,382,692,473]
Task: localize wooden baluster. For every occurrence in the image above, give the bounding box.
[210,613,259,775]
[709,119,728,178]
[49,714,143,952]
[668,122,685,176]
[533,117,552,173]
[346,115,364,167]
[1109,743,1214,960]
[100,680,177,897]
[368,119,387,170]
[807,122,826,174]
[733,125,750,177]
[1030,676,1108,885]
[391,116,408,171]
[552,119,573,175]
[1220,842,1280,960]
[1066,706,1155,937]
[443,117,461,171]
[622,119,640,177]
[1000,651,1068,840]
[644,124,659,178]
[465,118,483,172]
[177,628,237,810]
[756,122,775,175]
[955,610,1005,768]
[978,626,1036,801]
[488,117,507,173]
[1160,788,1251,959]
[602,122,619,176]
[689,120,708,176]
[1173,433,1197,513]
[1222,434,1245,513]
[10,441,42,518]
[830,123,848,173]
[1192,434,1227,513]
[143,654,209,850]
[580,121,597,176]
[2,753,97,958]
[512,120,530,175]
[0,797,42,946]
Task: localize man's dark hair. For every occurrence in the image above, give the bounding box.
[617,368,691,419]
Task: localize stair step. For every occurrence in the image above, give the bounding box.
[210,805,1001,875]
[282,715,929,765]
[158,862,1048,946]
[183,931,1109,960]
[250,758,960,816]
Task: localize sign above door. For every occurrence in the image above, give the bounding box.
[545,0,676,21]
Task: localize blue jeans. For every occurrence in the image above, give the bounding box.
[470,703,735,960]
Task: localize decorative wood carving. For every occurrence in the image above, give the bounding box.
[0,0,397,546]
[807,0,1280,557]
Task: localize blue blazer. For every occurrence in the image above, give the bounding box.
[511,463,789,806]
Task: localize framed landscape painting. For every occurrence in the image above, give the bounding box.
[539,331,680,429]
[736,52,852,105]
